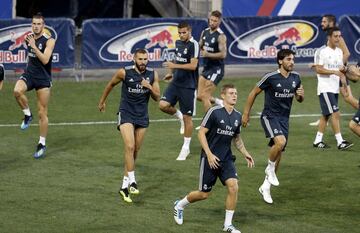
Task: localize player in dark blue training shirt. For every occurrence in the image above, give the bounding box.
[159,21,199,161]
[242,49,304,204]
[174,84,254,233]
[98,49,160,203]
[197,10,227,112]
[13,13,56,159]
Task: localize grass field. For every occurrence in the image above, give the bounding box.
[0,76,359,233]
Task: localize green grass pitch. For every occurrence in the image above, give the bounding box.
[0,77,359,233]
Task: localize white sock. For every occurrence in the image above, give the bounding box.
[39,136,46,146]
[224,210,234,227]
[268,160,276,168]
[176,196,190,209]
[215,98,224,106]
[173,109,183,120]
[121,176,129,189]
[335,133,344,146]
[22,108,31,116]
[262,176,271,190]
[182,137,191,150]
[314,131,323,144]
[128,171,136,184]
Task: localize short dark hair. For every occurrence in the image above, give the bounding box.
[221,84,236,94]
[210,10,222,18]
[327,26,340,37]
[32,12,45,22]
[178,21,191,30]
[134,48,148,56]
[277,49,295,67]
[323,14,336,25]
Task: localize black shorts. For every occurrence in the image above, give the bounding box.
[0,64,4,81]
[201,66,224,86]
[161,83,196,116]
[260,115,289,149]
[198,156,238,193]
[20,74,51,91]
[117,111,149,130]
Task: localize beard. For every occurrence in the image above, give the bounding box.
[135,63,146,72]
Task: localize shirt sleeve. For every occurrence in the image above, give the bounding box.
[257,73,270,90]
[316,49,325,66]
[191,40,200,59]
[201,108,215,129]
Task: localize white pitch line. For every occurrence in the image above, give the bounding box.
[0,113,354,127]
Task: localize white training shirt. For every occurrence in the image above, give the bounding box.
[314,45,343,95]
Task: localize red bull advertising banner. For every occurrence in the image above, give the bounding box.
[81,18,207,68]
[0,18,75,69]
[81,16,357,68]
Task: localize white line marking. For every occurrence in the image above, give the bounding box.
[0,113,354,128]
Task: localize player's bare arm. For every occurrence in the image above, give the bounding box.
[295,85,304,102]
[233,134,254,168]
[26,35,55,65]
[198,126,220,169]
[142,71,160,101]
[242,86,262,127]
[98,68,125,112]
[339,37,350,64]
[201,34,227,59]
[162,58,198,71]
[315,65,347,86]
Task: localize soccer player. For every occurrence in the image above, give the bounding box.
[0,64,4,90]
[242,49,304,204]
[13,13,56,158]
[173,84,254,233]
[312,27,353,150]
[159,21,199,161]
[309,14,358,125]
[98,49,160,203]
[197,10,227,112]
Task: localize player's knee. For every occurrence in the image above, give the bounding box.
[13,88,23,98]
[276,137,287,150]
[38,110,48,120]
[227,181,238,194]
[199,191,210,200]
[124,144,135,154]
[158,100,168,111]
[349,120,357,131]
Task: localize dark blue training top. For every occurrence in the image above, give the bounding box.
[172,37,199,89]
[200,106,242,161]
[201,27,224,69]
[257,70,301,118]
[25,33,52,80]
[119,66,155,119]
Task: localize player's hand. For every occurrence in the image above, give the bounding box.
[162,61,175,69]
[25,34,36,49]
[296,85,304,100]
[242,114,250,127]
[244,154,255,168]
[200,50,207,57]
[163,73,173,82]
[207,153,220,169]
[308,63,316,69]
[141,78,151,89]
[98,102,106,112]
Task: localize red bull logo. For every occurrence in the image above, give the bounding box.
[145,29,173,49]
[9,31,32,50]
[228,20,318,59]
[273,27,301,46]
[100,23,179,63]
